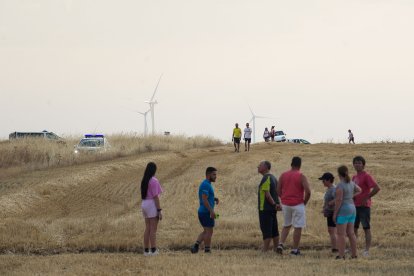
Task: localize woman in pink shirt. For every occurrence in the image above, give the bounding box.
[141,162,163,256]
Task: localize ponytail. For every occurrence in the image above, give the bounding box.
[337,165,351,183]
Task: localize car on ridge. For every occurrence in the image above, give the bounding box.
[74,134,110,154]
[287,138,311,144]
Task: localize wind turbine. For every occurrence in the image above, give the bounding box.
[144,74,163,135]
[137,109,150,136]
[248,105,274,143]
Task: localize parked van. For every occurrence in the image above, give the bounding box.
[9,130,62,141]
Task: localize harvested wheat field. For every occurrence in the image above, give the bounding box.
[1,139,414,275]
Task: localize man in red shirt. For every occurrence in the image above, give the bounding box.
[276,156,311,256]
[352,156,381,257]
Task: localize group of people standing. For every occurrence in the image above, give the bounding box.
[232,123,252,152]
[140,155,380,260]
[263,126,276,142]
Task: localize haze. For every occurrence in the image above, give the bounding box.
[1,0,413,143]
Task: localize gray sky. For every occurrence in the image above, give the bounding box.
[1,0,413,143]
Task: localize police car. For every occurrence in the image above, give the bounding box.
[74,134,110,154]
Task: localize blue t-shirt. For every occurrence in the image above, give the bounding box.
[198,179,215,213]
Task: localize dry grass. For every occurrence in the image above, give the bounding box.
[1,141,414,274]
[0,134,222,178]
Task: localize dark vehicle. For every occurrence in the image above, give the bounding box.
[287,138,311,144]
[9,130,62,141]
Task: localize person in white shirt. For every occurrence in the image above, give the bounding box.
[244,123,252,151]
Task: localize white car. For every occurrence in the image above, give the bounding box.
[288,138,311,144]
[74,134,110,154]
[274,130,287,142]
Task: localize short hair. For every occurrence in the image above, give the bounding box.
[291,156,302,168]
[206,167,217,176]
[353,156,366,166]
[261,160,271,170]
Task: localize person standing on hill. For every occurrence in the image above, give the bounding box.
[276,156,311,256]
[244,122,252,151]
[232,123,242,152]
[263,127,270,142]
[318,172,338,253]
[348,130,355,144]
[191,167,219,254]
[333,165,361,260]
[257,161,281,252]
[352,156,381,257]
[141,162,163,256]
[270,126,276,142]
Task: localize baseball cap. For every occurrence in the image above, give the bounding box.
[318,172,334,181]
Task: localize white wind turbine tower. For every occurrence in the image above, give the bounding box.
[137,109,150,136]
[144,74,163,135]
[248,105,273,143]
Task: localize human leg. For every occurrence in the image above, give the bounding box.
[144,218,150,250]
[203,227,214,246]
[347,223,358,258]
[279,205,293,246]
[359,207,371,252]
[149,217,159,249]
[328,226,337,251]
[292,228,302,250]
[336,223,347,258]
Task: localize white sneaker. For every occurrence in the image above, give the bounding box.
[151,249,160,256]
[143,251,152,257]
[362,250,369,257]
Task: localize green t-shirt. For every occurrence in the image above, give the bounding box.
[258,173,279,211]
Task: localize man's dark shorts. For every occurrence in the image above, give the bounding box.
[245,138,251,143]
[259,210,279,240]
[327,215,336,227]
[354,206,370,230]
[198,212,215,228]
[233,137,241,144]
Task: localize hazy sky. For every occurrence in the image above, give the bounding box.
[1,0,413,143]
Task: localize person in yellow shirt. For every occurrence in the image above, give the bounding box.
[232,123,242,152]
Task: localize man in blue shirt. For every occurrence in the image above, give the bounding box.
[191,167,219,254]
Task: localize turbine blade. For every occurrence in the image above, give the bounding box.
[248,104,255,116]
[150,74,163,102]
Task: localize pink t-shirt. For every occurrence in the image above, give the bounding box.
[352,171,377,207]
[145,177,163,200]
[280,169,304,206]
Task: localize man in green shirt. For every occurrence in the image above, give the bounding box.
[257,160,281,252]
[232,123,242,152]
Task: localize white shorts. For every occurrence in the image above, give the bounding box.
[282,203,306,228]
[141,199,158,219]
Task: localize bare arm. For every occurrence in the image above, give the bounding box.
[277,176,282,197]
[202,194,215,219]
[153,195,162,220]
[353,184,362,197]
[369,185,381,198]
[301,175,311,205]
[333,188,343,221]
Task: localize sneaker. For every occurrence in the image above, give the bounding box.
[331,249,339,253]
[362,250,369,257]
[151,249,159,256]
[204,249,211,254]
[335,255,345,260]
[290,249,302,256]
[143,251,152,257]
[275,245,284,255]
[190,245,199,254]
